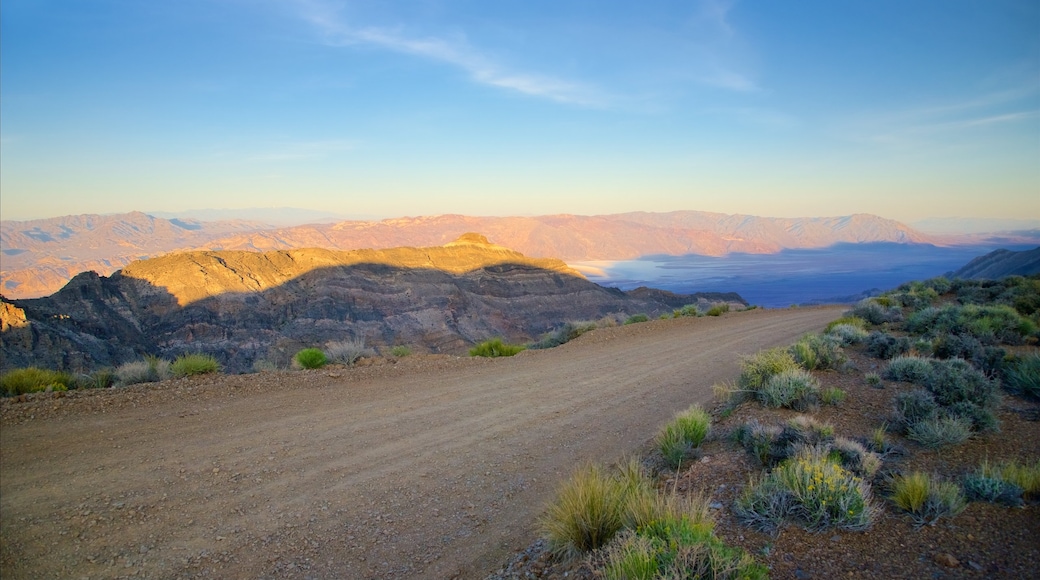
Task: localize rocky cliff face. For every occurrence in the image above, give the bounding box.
[1,235,744,373]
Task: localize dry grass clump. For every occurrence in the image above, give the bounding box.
[656,405,711,468]
[888,471,965,525]
[325,339,374,365]
[171,353,220,376]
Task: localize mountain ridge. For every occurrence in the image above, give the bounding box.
[1,209,935,299]
[0,235,744,373]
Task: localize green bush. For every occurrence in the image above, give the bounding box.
[849,299,902,325]
[738,347,800,397]
[1004,353,1040,400]
[294,348,328,369]
[171,353,221,377]
[735,416,835,467]
[821,387,846,405]
[602,520,766,580]
[889,472,965,525]
[790,334,846,371]
[390,345,412,357]
[734,449,877,532]
[623,314,650,325]
[656,405,711,468]
[865,372,883,388]
[672,304,700,318]
[706,304,730,316]
[469,338,526,358]
[758,369,820,410]
[1,367,73,396]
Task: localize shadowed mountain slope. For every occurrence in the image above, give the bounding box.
[0,235,743,373]
[951,246,1040,279]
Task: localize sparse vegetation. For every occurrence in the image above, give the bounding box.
[171,353,221,377]
[469,338,526,358]
[623,313,650,325]
[1,367,73,396]
[736,347,801,403]
[294,348,328,369]
[672,304,700,318]
[529,320,599,349]
[758,369,821,410]
[115,356,172,386]
[864,372,883,388]
[325,339,374,365]
[540,463,628,560]
[821,386,846,405]
[389,345,412,357]
[790,334,846,371]
[706,304,730,316]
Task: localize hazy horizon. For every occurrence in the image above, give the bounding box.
[2,1,1037,223]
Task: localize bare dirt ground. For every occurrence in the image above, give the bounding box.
[0,306,842,579]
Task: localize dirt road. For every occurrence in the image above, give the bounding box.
[1,306,842,579]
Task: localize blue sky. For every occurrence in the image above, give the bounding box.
[1,0,1038,222]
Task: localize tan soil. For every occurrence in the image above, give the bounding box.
[0,306,842,579]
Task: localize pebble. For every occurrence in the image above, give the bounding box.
[934,553,959,568]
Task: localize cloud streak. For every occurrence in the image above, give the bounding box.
[291,0,609,107]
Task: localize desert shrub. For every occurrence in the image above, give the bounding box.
[825,316,867,333]
[469,338,526,358]
[624,313,650,325]
[865,372,883,388]
[294,348,328,369]
[962,472,1024,507]
[826,323,869,346]
[893,388,939,429]
[389,345,412,357]
[530,321,599,349]
[790,334,846,371]
[889,472,966,525]
[849,299,902,325]
[945,401,999,433]
[883,355,933,384]
[706,304,730,316]
[735,416,835,467]
[866,331,912,360]
[758,369,821,410]
[821,387,846,405]
[829,437,882,478]
[171,353,221,377]
[925,358,999,408]
[738,347,800,397]
[656,405,711,468]
[868,424,890,454]
[889,287,939,311]
[1004,352,1040,400]
[1,367,74,396]
[734,449,877,532]
[979,459,1040,498]
[115,356,172,386]
[325,339,374,365]
[923,276,953,295]
[84,368,115,389]
[672,304,700,318]
[602,520,766,580]
[932,333,1006,376]
[961,304,1037,344]
[540,464,629,560]
[907,415,973,448]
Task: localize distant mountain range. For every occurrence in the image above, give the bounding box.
[1,210,936,299]
[0,235,742,372]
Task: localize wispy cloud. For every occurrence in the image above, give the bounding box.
[289,0,609,107]
[840,85,1040,147]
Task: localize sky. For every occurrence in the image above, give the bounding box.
[1,0,1038,223]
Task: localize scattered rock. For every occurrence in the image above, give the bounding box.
[934,553,959,568]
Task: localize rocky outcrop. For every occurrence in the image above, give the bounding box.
[1,235,745,373]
